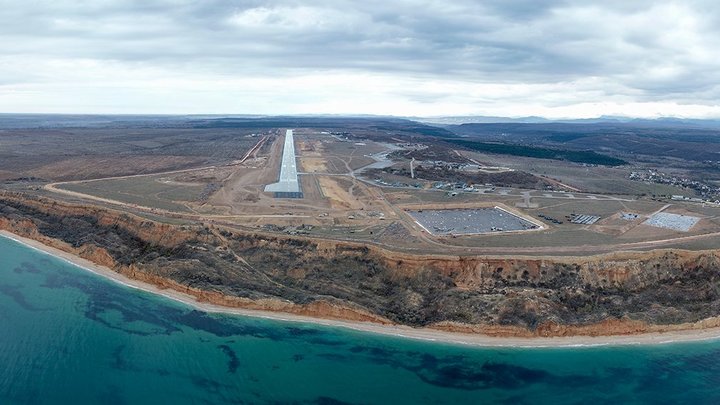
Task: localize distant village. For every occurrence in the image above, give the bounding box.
[629,169,720,204]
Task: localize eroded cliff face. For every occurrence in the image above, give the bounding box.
[2,192,720,337]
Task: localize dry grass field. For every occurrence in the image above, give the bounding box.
[0,126,261,181]
[299,157,329,173]
[58,176,205,213]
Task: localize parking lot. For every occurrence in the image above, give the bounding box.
[407,207,540,235]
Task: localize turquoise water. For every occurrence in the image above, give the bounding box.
[2,236,720,404]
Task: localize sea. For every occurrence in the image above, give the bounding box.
[2,234,720,404]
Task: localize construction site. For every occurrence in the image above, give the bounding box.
[11,126,715,257]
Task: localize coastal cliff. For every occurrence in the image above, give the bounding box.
[3,192,720,338]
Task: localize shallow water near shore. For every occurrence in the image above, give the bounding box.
[2,235,720,404]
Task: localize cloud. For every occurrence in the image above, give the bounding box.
[0,0,719,117]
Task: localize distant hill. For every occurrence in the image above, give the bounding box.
[414,115,720,129]
[437,121,720,163]
[0,114,455,138]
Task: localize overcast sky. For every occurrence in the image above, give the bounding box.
[1,0,719,118]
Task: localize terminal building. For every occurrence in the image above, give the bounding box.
[265,129,303,198]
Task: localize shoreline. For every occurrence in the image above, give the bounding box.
[3,229,720,348]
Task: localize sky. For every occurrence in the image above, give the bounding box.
[1,0,720,118]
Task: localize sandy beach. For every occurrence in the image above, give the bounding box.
[3,229,720,348]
